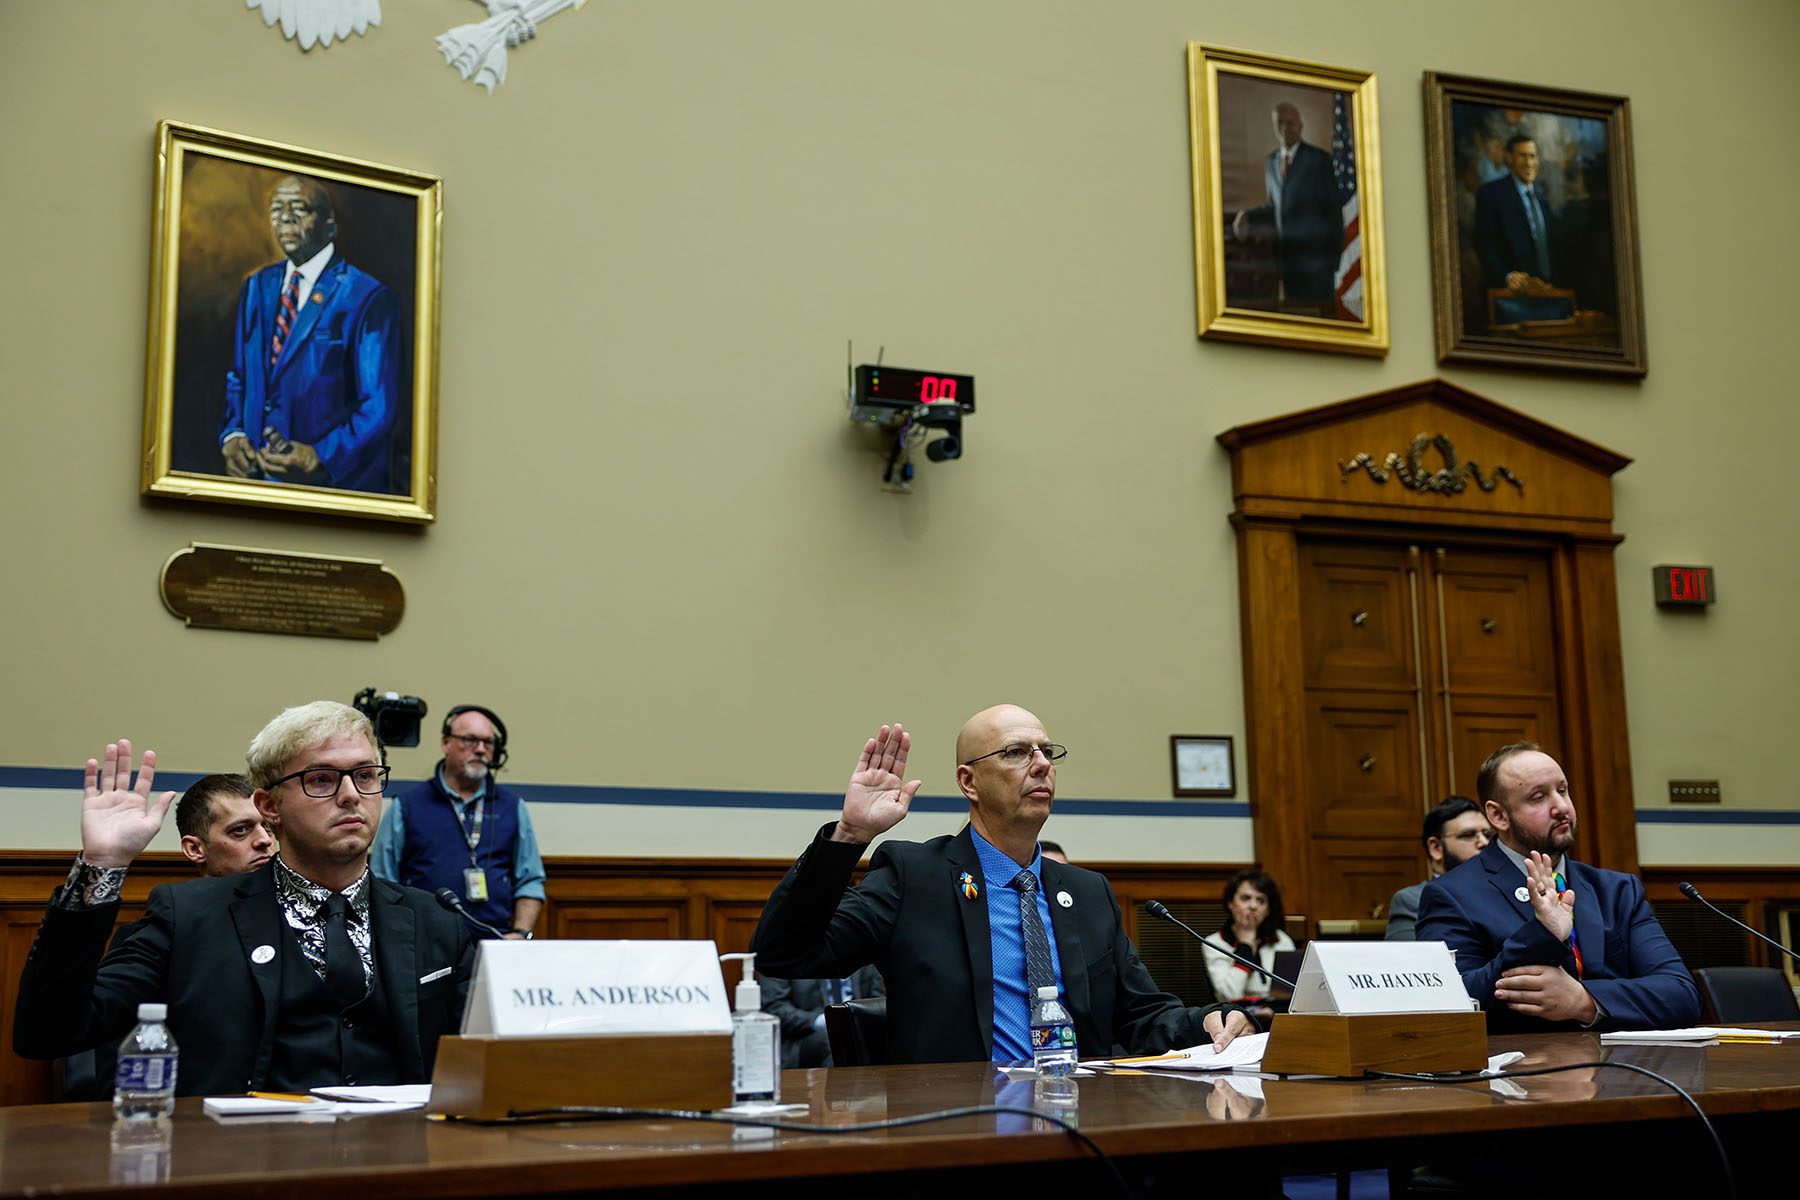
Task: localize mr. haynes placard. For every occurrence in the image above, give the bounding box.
[461,940,733,1036]
[1288,941,1474,1015]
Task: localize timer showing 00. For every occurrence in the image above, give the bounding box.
[854,364,976,413]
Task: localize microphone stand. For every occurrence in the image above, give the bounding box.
[1145,900,1300,991]
[435,887,515,941]
[1679,882,1800,965]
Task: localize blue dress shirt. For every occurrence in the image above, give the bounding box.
[970,827,1063,1062]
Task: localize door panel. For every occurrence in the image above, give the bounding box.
[1305,694,1425,838]
[1294,537,1563,922]
[1448,698,1562,800]
[1299,544,1417,692]
[1436,554,1557,694]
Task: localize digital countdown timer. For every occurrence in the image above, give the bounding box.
[854,364,975,413]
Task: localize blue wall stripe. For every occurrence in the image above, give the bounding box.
[1632,808,1800,825]
[6,765,1792,823]
[0,766,1249,819]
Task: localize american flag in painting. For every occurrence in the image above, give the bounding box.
[1331,92,1362,321]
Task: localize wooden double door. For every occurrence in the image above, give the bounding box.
[1298,537,1561,919]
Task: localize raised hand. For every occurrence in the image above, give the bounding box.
[80,740,176,870]
[832,724,923,845]
[1525,850,1574,941]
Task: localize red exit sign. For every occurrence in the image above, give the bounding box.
[1653,564,1715,607]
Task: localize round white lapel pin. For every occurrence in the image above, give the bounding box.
[1514,886,1531,903]
[251,944,276,965]
[1056,890,1073,908]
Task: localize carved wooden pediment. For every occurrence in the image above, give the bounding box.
[1217,378,1630,536]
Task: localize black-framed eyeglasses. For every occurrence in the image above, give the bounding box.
[448,734,498,750]
[270,765,390,798]
[962,742,1068,768]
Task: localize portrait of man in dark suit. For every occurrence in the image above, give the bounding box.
[1229,100,1342,312]
[1473,135,1560,291]
[1445,100,1621,342]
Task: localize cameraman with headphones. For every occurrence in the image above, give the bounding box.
[370,705,546,939]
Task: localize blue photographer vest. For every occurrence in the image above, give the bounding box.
[395,773,520,934]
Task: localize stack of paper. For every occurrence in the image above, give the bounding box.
[1600,1027,1800,1044]
[1090,1032,1269,1072]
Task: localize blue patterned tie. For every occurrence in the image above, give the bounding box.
[1010,871,1057,997]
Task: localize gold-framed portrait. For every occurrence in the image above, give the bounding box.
[1424,73,1646,376]
[142,120,442,524]
[1187,44,1388,356]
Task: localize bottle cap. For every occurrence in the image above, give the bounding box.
[1036,985,1058,1000]
[136,1003,168,1022]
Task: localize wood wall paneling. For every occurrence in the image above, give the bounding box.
[0,853,1794,1107]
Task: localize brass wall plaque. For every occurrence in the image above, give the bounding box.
[161,543,404,640]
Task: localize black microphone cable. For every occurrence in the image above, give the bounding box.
[1364,1059,1735,1200]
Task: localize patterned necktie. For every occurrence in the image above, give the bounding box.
[1523,190,1551,280]
[1009,870,1057,997]
[1279,150,1290,182]
[1553,871,1584,979]
[323,893,367,1008]
[270,269,304,366]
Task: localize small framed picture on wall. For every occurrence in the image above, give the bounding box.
[1171,736,1236,798]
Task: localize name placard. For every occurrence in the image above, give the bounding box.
[461,941,733,1037]
[1289,941,1473,1015]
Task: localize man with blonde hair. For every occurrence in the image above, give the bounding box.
[13,702,473,1095]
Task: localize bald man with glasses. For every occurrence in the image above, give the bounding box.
[13,703,473,1095]
[752,705,1255,1065]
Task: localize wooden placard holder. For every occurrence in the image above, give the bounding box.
[427,1032,733,1120]
[1260,1012,1488,1077]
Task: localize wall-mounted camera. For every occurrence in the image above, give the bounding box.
[846,356,975,490]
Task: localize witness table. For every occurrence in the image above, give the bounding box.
[2,1030,1796,1199]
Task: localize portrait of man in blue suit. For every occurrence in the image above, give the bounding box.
[219,175,407,495]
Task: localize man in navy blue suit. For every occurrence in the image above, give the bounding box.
[1416,742,1699,1032]
[220,175,405,495]
[1473,135,1560,291]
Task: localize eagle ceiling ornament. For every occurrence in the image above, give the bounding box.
[246,0,381,51]
[244,0,584,93]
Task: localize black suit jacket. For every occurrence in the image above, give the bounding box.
[1473,174,1558,287]
[12,865,473,1095]
[751,825,1236,1063]
[760,967,886,1067]
[1245,140,1341,303]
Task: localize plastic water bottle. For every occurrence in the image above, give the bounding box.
[1029,985,1077,1079]
[113,1003,178,1121]
[1032,1075,1079,1130]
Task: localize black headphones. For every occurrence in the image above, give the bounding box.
[442,704,509,772]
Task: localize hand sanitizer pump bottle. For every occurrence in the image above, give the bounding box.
[720,952,780,1105]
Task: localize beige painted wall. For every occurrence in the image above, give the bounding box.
[2,2,1795,861]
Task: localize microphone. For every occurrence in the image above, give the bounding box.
[1678,882,1800,965]
[434,887,514,941]
[1145,899,1300,992]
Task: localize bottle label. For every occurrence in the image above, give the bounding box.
[115,1055,177,1092]
[732,1022,777,1095]
[1029,1023,1076,1052]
